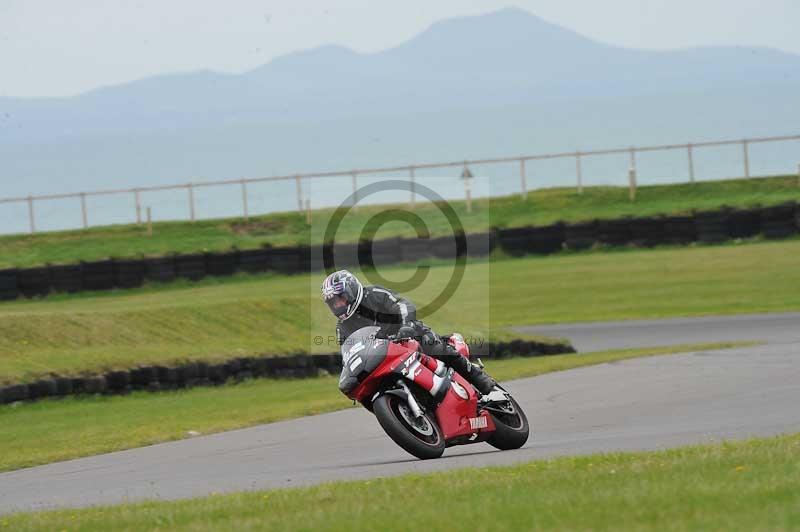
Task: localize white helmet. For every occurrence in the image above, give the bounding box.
[321,270,364,320]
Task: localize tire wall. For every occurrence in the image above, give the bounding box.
[0,202,796,300]
[0,339,575,404]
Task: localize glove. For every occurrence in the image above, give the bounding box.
[395,326,416,340]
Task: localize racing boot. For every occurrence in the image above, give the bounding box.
[448,352,497,395]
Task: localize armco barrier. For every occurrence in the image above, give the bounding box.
[269,246,303,274]
[399,237,432,263]
[596,219,632,247]
[206,251,238,277]
[370,237,403,267]
[114,259,146,289]
[144,256,177,283]
[662,215,697,244]
[694,210,730,244]
[294,246,313,272]
[760,202,797,239]
[237,248,270,273]
[28,379,57,399]
[0,339,575,404]
[565,221,598,250]
[17,267,50,298]
[629,217,666,247]
[0,384,29,403]
[307,244,330,272]
[175,253,207,281]
[49,263,83,293]
[1,202,798,300]
[796,206,800,232]
[0,269,19,301]
[82,259,115,291]
[55,377,73,395]
[327,241,359,268]
[527,224,565,254]
[356,239,373,267]
[464,231,495,257]
[497,226,535,257]
[429,234,461,260]
[727,207,762,239]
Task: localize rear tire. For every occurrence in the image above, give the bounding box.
[486,395,530,450]
[373,394,445,460]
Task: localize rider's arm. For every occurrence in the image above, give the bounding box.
[370,286,416,335]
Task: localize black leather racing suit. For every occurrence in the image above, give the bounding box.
[336,285,462,368]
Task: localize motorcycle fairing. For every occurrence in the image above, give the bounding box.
[339,326,391,394]
[435,371,496,441]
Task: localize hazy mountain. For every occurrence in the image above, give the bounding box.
[2,7,799,143]
[1,7,799,234]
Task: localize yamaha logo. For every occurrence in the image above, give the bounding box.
[469,417,488,430]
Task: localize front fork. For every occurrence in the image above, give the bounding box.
[380,379,425,419]
[396,380,423,418]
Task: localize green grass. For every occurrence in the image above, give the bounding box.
[1,174,798,268]
[1,237,799,384]
[0,342,745,473]
[6,431,799,531]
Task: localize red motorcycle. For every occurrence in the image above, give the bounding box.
[338,326,529,459]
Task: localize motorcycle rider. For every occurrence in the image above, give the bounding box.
[321,269,496,394]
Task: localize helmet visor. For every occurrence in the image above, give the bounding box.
[326,294,350,317]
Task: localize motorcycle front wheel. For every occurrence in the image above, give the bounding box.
[373,394,445,460]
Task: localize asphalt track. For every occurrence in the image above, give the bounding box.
[513,312,800,352]
[1,313,799,514]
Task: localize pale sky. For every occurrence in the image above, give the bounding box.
[1,0,798,98]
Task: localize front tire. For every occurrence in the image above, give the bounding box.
[486,395,530,450]
[373,394,445,460]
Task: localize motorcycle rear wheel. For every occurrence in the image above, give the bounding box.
[373,394,445,460]
[486,395,530,450]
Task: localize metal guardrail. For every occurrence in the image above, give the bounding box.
[2,133,799,234]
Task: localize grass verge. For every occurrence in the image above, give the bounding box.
[5,431,798,530]
[1,174,798,268]
[0,236,798,384]
[0,342,747,473]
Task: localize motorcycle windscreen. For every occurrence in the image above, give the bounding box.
[338,326,389,393]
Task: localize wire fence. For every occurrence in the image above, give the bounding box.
[1,133,799,235]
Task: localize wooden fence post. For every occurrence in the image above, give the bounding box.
[241,179,249,221]
[742,139,750,178]
[27,195,36,234]
[462,166,473,213]
[80,192,88,229]
[134,189,142,224]
[295,176,303,212]
[187,183,196,221]
[628,167,637,201]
